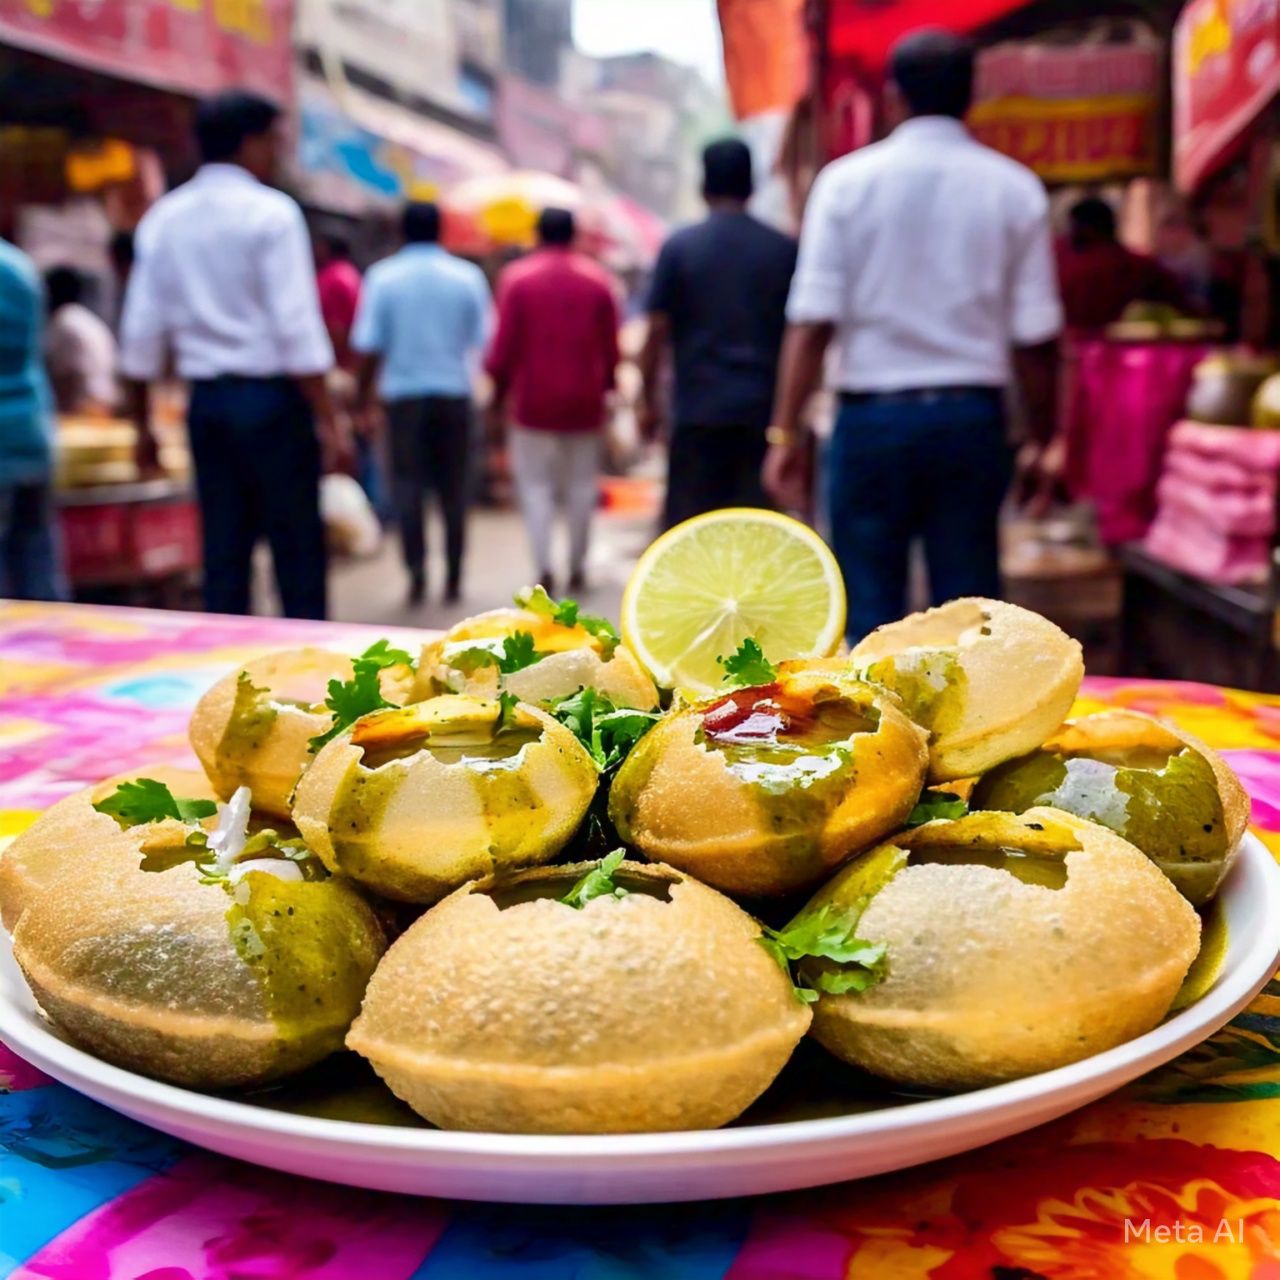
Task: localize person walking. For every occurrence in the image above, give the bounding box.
[638,138,796,528]
[314,234,362,371]
[44,266,120,413]
[764,29,1063,643]
[119,90,339,620]
[486,208,620,593]
[352,202,490,605]
[0,238,68,601]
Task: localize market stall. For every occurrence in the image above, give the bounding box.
[1111,0,1280,689]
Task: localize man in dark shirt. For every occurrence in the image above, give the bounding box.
[638,139,797,528]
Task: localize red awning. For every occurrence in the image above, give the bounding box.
[0,2,295,103]
[828,0,1032,73]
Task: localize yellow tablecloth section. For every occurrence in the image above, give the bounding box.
[1,602,1279,1277]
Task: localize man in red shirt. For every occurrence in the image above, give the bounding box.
[1055,197,1185,332]
[486,208,620,593]
[314,234,362,370]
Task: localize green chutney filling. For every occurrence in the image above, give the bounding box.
[971,742,1228,903]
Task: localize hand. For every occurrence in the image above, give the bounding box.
[317,412,353,474]
[484,401,506,445]
[134,424,162,476]
[353,400,383,440]
[1014,435,1066,517]
[636,395,662,442]
[762,433,810,511]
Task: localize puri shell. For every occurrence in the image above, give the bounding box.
[12,841,385,1089]
[418,607,659,709]
[189,648,416,819]
[347,860,810,1132]
[970,710,1251,905]
[850,598,1084,782]
[609,669,928,897]
[803,808,1200,1090]
[292,694,599,903]
[0,766,216,931]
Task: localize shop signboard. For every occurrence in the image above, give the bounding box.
[1174,0,1280,192]
[968,43,1159,184]
[0,0,295,102]
[296,81,506,212]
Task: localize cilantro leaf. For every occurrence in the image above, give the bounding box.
[549,687,660,772]
[515,584,578,627]
[496,691,521,732]
[905,789,968,828]
[449,631,544,678]
[93,778,218,828]
[577,614,620,660]
[717,637,777,689]
[559,848,629,909]
[309,662,396,753]
[513,586,619,658]
[358,639,415,671]
[758,900,887,1003]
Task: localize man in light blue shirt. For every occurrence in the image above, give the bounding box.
[0,238,67,601]
[353,202,490,605]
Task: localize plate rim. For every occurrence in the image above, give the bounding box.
[2,833,1278,1166]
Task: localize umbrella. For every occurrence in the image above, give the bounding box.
[442,171,588,253]
[442,171,667,268]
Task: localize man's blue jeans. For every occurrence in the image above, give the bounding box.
[826,388,1011,644]
[0,481,69,601]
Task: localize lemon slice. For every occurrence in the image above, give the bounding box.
[621,509,846,695]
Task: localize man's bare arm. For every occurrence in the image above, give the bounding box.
[762,321,834,508]
[1011,338,1063,513]
[1012,339,1059,446]
[295,371,347,472]
[636,311,670,440]
[126,378,160,473]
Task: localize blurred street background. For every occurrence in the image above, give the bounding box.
[7,0,1280,688]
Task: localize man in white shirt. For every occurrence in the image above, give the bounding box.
[764,30,1063,642]
[119,90,338,619]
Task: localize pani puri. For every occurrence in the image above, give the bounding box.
[293,694,599,903]
[0,765,215,931]
[609,668,928,897]
[970,710,1250,905]
[800,808,1200,1090]
[347,859,810,1133]
[850,598,1084,782]
[418,605,658,710]
[190,648,415,819]
[12,824,385,1089]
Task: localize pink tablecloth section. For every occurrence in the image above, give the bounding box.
[1064,338,1211,546]
[4,604,1280,1276]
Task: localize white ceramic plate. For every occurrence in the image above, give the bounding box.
[2,834,1278,1205]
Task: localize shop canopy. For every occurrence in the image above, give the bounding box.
[826,0,1032,72]
[0,1,294,103]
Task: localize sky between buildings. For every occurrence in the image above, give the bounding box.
[572,0,725,85]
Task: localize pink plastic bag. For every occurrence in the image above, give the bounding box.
[1154,471,1276,536]
[1144,507,1272,584]
[1168,420,1280,469]
[1162,447,1270,494]
[1064,340,1212,545]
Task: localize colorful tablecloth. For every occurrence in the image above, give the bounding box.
[4,602,1280,1278]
